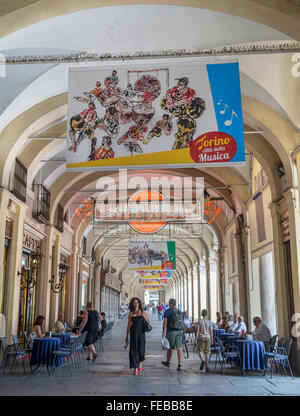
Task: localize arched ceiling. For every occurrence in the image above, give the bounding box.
[1,2,299,294]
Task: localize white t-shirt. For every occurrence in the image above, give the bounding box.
[253,323,271,342]
[197,319,213,339]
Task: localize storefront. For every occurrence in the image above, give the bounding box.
[17,227,43,338]
[1,220,12,319]
[101,272,121,322]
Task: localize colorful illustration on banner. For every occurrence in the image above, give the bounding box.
[66,61,245,169]
[135,270,171,279]
[128,241,176,270]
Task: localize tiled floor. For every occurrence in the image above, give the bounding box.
[0,316,299,396]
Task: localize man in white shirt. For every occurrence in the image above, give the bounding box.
[233,315,247,334]
[230,313,240,332]
[249,316,271,342]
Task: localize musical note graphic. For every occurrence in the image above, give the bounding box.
[217,99,222,105]
[224,110,237,126]
[219,104,229,115]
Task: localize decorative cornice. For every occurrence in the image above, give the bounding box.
[3,41,300,65]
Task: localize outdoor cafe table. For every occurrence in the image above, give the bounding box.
[52,333,71,343]
[213,329,225,338]
[220,333,236,345]
[30,337,63,373]
[236,340,266,373]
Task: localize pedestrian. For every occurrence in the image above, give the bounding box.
[161,298,185,371]
[196,309,213,372]
[77,301,100,361]
[157,303,163,321]
[125,297,150,375]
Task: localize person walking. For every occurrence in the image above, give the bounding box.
[157,304,163,321]
[125,297,150,375]
[196,309,213,372]
[77,301,100,361]
[161,298,185,371]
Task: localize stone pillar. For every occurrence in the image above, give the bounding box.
[3,197,27,340]
[259,251,276,336]
[232,280,240,315]
[206,258,211,316]
[234,229,249,320]
[197,264,201,320]
[191,267,195,321]
[269,202,290,339]
[181,276,185,310]
[49,232,61,329]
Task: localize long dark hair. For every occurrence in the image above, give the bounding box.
[129,297,142,312]
[34,315,45,326]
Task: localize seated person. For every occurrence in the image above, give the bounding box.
[227,314,234,326]
[247,316,271,342]
[98,312,107,337]
[73,310,84,332]
[55,313,71,334]
[230,313,240,331]
[232,315,247,334]
[183,311,190,329]
[220,315,230,333]
[216,312,223,328]
[32,315,45,338]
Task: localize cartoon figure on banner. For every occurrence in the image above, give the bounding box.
[68,70,162,157]
[117,118,148,154]
[69,101,101,152]
[143,114,173,145]
[160,77,206,149]
[88,136,115,161]
[75,197,95,227]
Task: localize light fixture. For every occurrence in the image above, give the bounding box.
[17,251,43,289]
[49,262,69,293]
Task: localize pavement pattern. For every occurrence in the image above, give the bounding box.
[0,314,299,396]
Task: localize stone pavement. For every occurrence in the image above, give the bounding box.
[0,314,300,396]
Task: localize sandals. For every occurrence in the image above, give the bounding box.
[138,367,142,372]
[133,370,138,375]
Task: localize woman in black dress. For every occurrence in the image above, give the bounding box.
[77,301,100,361]
[125,297,150,375]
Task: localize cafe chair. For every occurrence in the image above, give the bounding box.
[265,338,293,379]
[210,338,224,369]
[51,338,77,376]
[220,345,243,376]
[0,336,26,376]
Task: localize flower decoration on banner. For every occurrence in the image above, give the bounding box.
[75,197,95,227]
[204,196,222,225]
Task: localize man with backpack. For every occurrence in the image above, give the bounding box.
[161,298,185,371]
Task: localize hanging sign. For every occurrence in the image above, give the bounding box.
[135,270,171,279]
[128,241,176,270]
[138,278,168,285]
[66,61,245,170]
[143,285,165,290]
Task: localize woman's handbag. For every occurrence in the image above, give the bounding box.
[143,318,152,332]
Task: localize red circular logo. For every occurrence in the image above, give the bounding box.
[162,261,174,270]
[190,131,237,164]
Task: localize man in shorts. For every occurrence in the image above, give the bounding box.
[161,298,185,371]
[196,309,213,372]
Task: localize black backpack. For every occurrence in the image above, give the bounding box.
[168,308,184,330]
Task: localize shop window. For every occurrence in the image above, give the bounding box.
[12,158,27,203]
[55,204,64,232]
[32,184,50,223]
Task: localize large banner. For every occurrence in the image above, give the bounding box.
[135,270,171,279]
[128,241,176,270]
[138,278,168,285]
[66,61,245,170]
[143,285,165,290]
